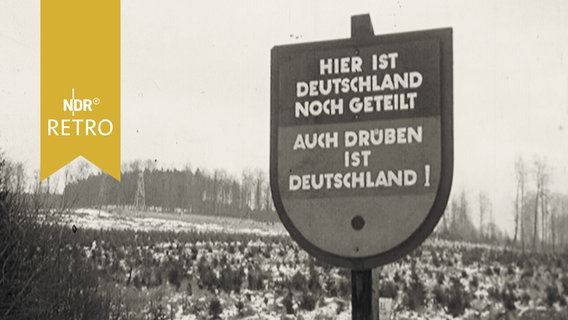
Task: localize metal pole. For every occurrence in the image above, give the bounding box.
[352,269,373,320]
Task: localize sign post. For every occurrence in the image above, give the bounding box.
[270,14,452,319]
[352,268,372,319]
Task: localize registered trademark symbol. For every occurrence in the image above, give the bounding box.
[93,97,100,105]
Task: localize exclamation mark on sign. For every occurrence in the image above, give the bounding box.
[424,164,431,187]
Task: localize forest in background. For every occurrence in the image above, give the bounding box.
[434,157,568,254]
[62,160,279,222]
[2,153,568,254]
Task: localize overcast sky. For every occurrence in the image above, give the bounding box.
[1,0,568,234]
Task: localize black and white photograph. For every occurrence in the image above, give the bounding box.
[1,1,568,319]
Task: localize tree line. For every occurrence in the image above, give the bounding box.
[512,157,568,253]
[62,160,279,222]
[7,150,568,252]
[437,157,568,253]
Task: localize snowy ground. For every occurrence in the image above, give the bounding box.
[46,208,568,320]
[58,208,286,237]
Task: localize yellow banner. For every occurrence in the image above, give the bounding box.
[41,0,120,181]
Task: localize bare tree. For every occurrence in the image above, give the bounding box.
[550,202,557,252]
[254,169,265,212]
[557,197,568,251]
[458,191,468,232]
[533,158,548,252]
[265,181,272,213]
[241,170,254,218]
[514,157,527,250]
[486,199,495,241]
[479,191,489,240]
[450,190,477,241]
[449,197,458,232]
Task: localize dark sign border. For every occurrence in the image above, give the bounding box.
[270,28,453,270]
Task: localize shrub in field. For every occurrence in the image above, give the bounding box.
[220,266,244,293]
[561,275,568,295]
[219,253,228,267]
[167,267,182,290]
[488,286,500,301]
[141,268,162,287]
[236,299,245,316]
[445,277,470,317]
[248,266,268,291]
[469,275,479,290]
[432,252,441,268]
[338,276,351,297]
[493,266,501,276]
[282,292,295,314]
[432,284,448,306]
[379,280,398,299]
[197,258,218,291]
[404,267,426,311]
[150,269,164,287]
[507,264,515,276]
[546,285,562,307]
[190,246,198,260]
[300,292,317,311]
[324,277,338,296]
[133,274,143,289]
[246,245,261,258]
[227,243,236,254]
[262,247,271,259]
[425,265,434,278]
[291,271,308,291]
[211,257,219,269]
[520,291,531,305]
[393,271,402,283]
[501,286,517,311]
[200,267,218,291]
[436,272,445,285]
[209,297,223,319]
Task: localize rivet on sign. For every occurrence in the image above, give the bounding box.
[351,215,365,230]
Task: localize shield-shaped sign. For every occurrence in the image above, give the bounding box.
[270,28,453,269]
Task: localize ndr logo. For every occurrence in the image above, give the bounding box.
[63,88,100,116]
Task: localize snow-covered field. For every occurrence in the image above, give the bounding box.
[60,208,285,236]
[48,208,568,319]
